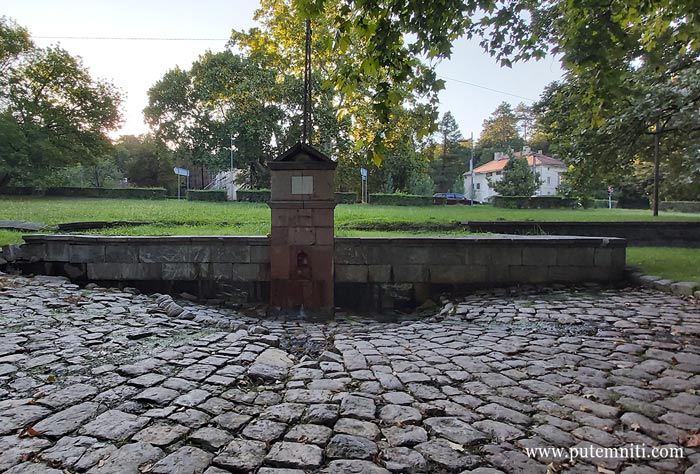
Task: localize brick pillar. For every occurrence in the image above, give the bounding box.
[268,143,336,319]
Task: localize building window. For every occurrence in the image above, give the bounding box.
[476,183,481,190]
[547,176,551,184]
[496,171,502,176]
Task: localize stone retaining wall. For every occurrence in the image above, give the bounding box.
[6,234,626,310]
[462,221,700,247]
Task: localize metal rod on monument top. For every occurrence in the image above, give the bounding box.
[302,19,312,144]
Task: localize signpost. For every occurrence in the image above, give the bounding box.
[173,167,190,200]
[360,167,368,203]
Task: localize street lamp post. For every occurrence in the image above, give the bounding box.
[230,134,234,201]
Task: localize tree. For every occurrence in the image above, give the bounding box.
[489,157,541,197]
[476,102,524,165]
[534,46,700,208]
[0,18,121,186]
[233,0,442,166]
[295,0,700,161]
[116,135,177,192]
[429,111,466,192]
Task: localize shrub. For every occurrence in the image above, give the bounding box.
[44,187,167,199]
[369,193,433,206]
[658,201,700,213]
[236,189,271,202]
[0,186,39,196]
[493,196,578,209]
[187,190,227,202]
[335,192,358,204]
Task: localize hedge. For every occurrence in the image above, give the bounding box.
[44,187,167,199]
[187,190,227,202]
[0,186,38,196]
[335,192,358,204]
[658,201,700,213]
[369,193,432,206]
[236,189,271,202]
[493,196,578,209]
[0,186,167,199]
[236,189,359,204]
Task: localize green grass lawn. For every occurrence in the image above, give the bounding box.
[627,247,700,282]
[1,197,699,282]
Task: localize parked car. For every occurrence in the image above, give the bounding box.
[432,193,480,205]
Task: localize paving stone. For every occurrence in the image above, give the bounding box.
[334,418,381,440]
[178,364,217,381]
[258,469,306,474]
[128,373,167,388]
[169,408,211,427]
[265,441,324,469]
[424,417,488,446]
[326,434,378,460]
[37,383,98,408]
[0,405,52,435]
[85,441,163,474]
[134,386,180,405]
[189,426,233,451]
[381,447,428,472]
[260,403,306,423]
[5,461,63,473]
[241,419,288,442]
[248,348,294,382]
[340,394,376,419]
[132,422,189,446]
[558,394,620,418]
[211,412,252,432]
[151,445,213,474]
[475,403,532,425]
[304,404,339,425]
[414,438,478,471]
[321,460,391,474]
[32,401,100,437]
[213,439,267,472]
[80,409,149,441]
[378,404,422,425]
[620,412,687,444]
[285,423,334,445]
[285,389,334,404]
[382,391,415,405]
[0,435,52,471]
[472,420,525,442]
[382,425,429,447]
[174,389,210,407]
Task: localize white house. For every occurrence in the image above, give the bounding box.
[464,150,567,202]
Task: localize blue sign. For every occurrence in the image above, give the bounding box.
[360,167,367,178]
[173,167,190,177]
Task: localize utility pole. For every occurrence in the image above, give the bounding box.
[230,134,235,201]
[653,120,660,217]
[469,132,475,203]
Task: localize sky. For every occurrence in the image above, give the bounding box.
[3,0,564,141]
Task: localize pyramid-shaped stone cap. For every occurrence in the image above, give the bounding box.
[269,142,337,170]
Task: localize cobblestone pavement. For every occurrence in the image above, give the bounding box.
[0,272,699,474]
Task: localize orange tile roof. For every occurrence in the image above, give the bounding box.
[471,153,565,174]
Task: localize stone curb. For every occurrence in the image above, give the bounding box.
[626,266,700,299]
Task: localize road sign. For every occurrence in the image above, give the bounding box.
[360,167,367,178]
[173,167,190,177]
